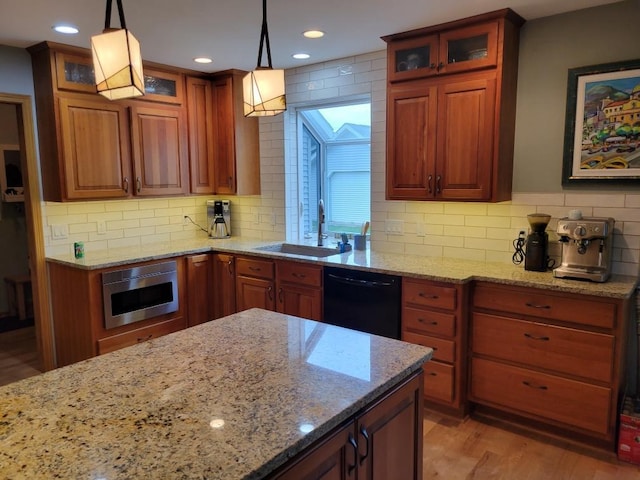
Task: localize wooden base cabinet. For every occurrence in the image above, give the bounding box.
[401,278,467,415]
[212,253,237,319]
[272,370,424,480]
[186,253,214,327]
[48,258,186,367]
[235,256,275,312]
[469,282,630,449]
[275,260,323,321]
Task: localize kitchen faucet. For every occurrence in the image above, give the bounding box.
[318,199,325,246]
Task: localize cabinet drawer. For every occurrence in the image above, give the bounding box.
[473,283,616,329]
[423,361,454,403]
[276,261,322,287]
[470,357,611,435]
[403,307,455,337]
[236,257,274,280]
[97,317,185,355]
[403,280,456,310]
[403,331,455,363]
[472,313,614,383]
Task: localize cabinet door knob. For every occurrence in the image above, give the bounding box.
[429,63,437,70]
[427,174,433,194]
[278,287,283,303]
[436,175,441,194]
[123,177,129,193]
[227,259,233,275]
[437,61,444,71]
[267,286,273,301]
[136,177,141,193]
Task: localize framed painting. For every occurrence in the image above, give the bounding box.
[562,58,640,184]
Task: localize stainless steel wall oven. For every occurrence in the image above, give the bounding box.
[102,260,179,329]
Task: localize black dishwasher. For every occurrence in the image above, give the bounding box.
[323,266,401,339]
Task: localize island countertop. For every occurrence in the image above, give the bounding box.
[0,308,432,479]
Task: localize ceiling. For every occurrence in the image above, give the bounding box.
[0,0,622,73]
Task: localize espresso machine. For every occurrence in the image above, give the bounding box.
[207,200,231,238]
[553,214,614,282]
[525,213,551,272]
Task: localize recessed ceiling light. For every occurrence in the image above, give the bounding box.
[52,24,79,35]
[293,53,310,60]
[194,57,213,64]
[303,30,325,39]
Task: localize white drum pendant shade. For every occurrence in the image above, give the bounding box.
[91,28,144,100]
[243,68,286,116]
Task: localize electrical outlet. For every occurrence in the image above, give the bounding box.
[97,221,107,235]
[183,215,190,226]
[416,223,425,237]
[385,219,404,235]
[51,224,68,240]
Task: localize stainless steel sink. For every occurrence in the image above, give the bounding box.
[255,243,341,258]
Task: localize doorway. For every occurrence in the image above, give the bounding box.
[0,93,54,383]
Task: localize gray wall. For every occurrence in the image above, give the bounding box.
[513,0,640,193]
[0,45,36,96]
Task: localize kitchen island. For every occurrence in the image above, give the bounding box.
[0,308,432,479]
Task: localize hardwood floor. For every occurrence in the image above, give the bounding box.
[0,326,41,387]
[423,409,640,479]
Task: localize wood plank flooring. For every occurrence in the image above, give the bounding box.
[2,336,640,478]
[0,326,41,387]
[423,409,640,479]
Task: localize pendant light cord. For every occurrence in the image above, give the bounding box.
[104,0,127,30]
[256,0,273,69]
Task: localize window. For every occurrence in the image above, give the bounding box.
[297,102,371,239]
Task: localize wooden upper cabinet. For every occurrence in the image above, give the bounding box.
[211,70,260,195]
[383,9,524,202]
[186,76,215,194]
[140,68,184,105]
[54,51,97,93]
[386,83,437,199]
[58,95,131,199]
[129,103,189,196]
[436,75,496,200]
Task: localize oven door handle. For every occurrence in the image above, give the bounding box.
[326,273,394,288]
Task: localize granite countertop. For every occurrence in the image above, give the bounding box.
[0,308,432,479]
[46,237,638,298]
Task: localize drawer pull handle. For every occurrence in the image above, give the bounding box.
[524,333,550,341]
[418,292,439,299]
[523,380,548,390]
[267,286,273,301]
[431,346,438,351]
[249,266,261,272]
[137,334,153,343]
[525,302,551,309]
[428,372,438,376]
[347,433,358,475]
[292,273,307,279]
[227,259,234,275]
[418,318,438,326]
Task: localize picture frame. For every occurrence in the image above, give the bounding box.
[561,58,640,185]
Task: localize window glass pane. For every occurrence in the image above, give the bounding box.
[299,102,371,238]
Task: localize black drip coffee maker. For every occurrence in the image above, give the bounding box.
[525,213,551,272]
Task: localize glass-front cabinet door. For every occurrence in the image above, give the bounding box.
[438,22,498,74]
[55,52,97,93]
[387,35,439,82]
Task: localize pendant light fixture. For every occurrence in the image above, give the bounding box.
[91,0,144,100]
[243,0,286,117]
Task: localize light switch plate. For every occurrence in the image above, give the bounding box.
[97,221,107,234]
[51,224,68,239]
[385,219,404,235]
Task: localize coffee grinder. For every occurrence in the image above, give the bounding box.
[525,213,551,272]
[207,200,231,238]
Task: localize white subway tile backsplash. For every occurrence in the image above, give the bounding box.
[38,51,639,281]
